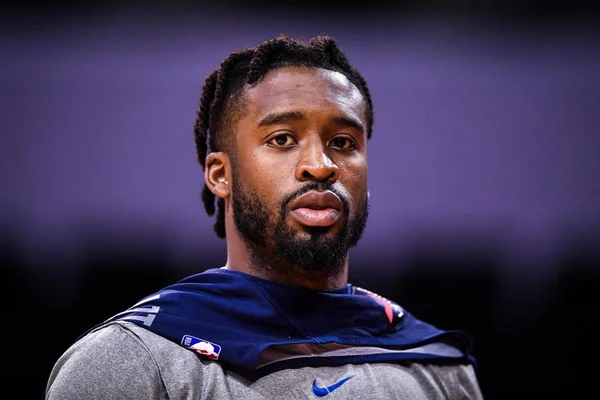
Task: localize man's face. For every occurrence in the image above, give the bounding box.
[230,66,369,274]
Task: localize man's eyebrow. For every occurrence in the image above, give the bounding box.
[257,111,365,134]
[257,111,306,127]
[330,115,365,134]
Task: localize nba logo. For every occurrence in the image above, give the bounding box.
[181,335,222,360]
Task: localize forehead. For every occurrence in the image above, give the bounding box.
[241,66,367,124]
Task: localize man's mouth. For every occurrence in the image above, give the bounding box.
[289,190,344,227]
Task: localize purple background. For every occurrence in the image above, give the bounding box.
[2,4,599,398]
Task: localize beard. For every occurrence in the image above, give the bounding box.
[231,168,369,276]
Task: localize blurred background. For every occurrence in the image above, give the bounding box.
[2,0,599,398]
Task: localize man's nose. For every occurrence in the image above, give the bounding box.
[295,142,339,183]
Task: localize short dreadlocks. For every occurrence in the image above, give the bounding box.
[193,35,374,238]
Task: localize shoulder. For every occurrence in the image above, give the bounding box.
[46,322,165,399]
[397,360,483,399]
[45,321,204,399]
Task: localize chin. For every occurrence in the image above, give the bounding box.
[293,224,340,239]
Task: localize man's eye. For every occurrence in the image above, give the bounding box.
[331,137,356,150]
[268,134,295,147]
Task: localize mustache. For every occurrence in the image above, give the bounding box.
[281,182,350,214]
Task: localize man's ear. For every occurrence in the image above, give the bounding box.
[205,152,231,199]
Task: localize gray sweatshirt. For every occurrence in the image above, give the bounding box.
[46,321,483,399]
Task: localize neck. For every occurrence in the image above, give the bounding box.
[223,217,349,291]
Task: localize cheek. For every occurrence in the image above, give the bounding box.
[339,158,368,210]
[239,153,293,203]
[341,156,368,187]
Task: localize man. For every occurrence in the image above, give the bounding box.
[46,35,483,399]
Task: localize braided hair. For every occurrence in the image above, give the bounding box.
[193,35,374,238]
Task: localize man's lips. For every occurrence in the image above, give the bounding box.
[289,190,344,227]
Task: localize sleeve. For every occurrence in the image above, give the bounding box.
[45,323,168,400]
